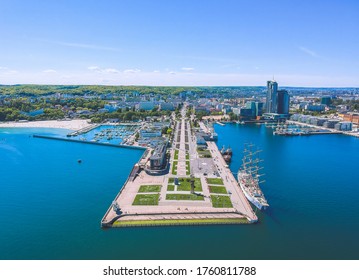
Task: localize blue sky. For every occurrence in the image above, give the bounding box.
[0,0,358,86]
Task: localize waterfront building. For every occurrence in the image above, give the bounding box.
[266,80,278,113]
[335,122,352,131]
[343,112,359,125]
[323,120,340,128]
[262,113,288,121]
[239,108,255,119]
[149,142,168,170]
[255,102,264,116]
[312,118,327,126]
[277,90,290,115]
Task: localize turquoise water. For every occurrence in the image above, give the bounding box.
[0,125,358,260]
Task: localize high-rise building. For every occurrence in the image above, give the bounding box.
[321,96,332,106]
[266,80,278,113]
[277,90,290,114]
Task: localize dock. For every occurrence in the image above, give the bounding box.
[33,134,146,150]
[67,123,100,136]
[101,105,257,228]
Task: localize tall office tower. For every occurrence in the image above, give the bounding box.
[266,80,278,113]
[277,90,290,114]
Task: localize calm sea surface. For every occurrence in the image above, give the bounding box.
[0,124,358,260]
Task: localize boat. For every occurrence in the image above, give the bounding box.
[225,146,232,155]
[237,144,269,210]
[223,154,231,162]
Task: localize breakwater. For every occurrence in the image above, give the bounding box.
[33,134,146,150]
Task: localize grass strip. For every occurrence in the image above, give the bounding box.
[138,185,162,193]
[208,185,227,194]
[132,194,159,205]
[210,195,233,208]
[206,178,224,185]
[166,194,204,200]
[176,177,202,191]
[171,161,178,175]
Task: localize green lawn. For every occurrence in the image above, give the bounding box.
[211,195,233,208]
[138,185,162,193]
[113,218,249,227]
[171,161,178,175]
[209,185,227,194]
[167,184,175,191]
[186,161,190,175]
[168,178,175,183]
[174,149,179,160]
[176,177,202,191]
[206,178,224,185]
[132,194,159,205]
[186,153,190,160]
[166,194,204,201]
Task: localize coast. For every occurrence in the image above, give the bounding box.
[0,119,91,131]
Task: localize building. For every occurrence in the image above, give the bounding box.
[277,90,290,114]
[138,101,155,111]
[321,96,332,106]
[305,104,327,112]
[343,112,359,125]
[262,113,288,121]
[149,142,168,170]
[159,102,174,111]
[323,120,340,128]
[255,102,264,116]
[266,80,278,113]
[140,129,162,138]
[335,122,352,131]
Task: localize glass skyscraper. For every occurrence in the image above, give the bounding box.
[277,90,290,114]
[266,80,278,113]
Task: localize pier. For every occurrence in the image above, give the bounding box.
[101,105,257,228]
[33,134,146,150]
[67,123,100,136]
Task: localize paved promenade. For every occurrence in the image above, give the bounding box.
[101,107,257,227]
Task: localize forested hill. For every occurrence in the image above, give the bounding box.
[0,85,205,96]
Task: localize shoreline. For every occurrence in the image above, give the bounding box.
[0,119,91,131]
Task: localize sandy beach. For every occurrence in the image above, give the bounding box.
[0,119,91,131]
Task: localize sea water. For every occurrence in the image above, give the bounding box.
[0,125,358,259]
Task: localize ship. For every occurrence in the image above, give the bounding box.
[221,145,232,162]
[237,144,269,210]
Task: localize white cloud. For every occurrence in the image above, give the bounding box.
[88,66,101,72]
[169,71,176,75]
[43,69,57,73]
[88,66,120,74]
[298,46,318,57]
[104,68,120,74]
[181,67,194,71]
[123,69,141,74]
[153,70,160,73]
[0,66,9,70]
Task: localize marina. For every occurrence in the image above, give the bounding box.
[67,123,141,145]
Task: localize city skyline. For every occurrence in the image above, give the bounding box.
[1,0,359,87]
